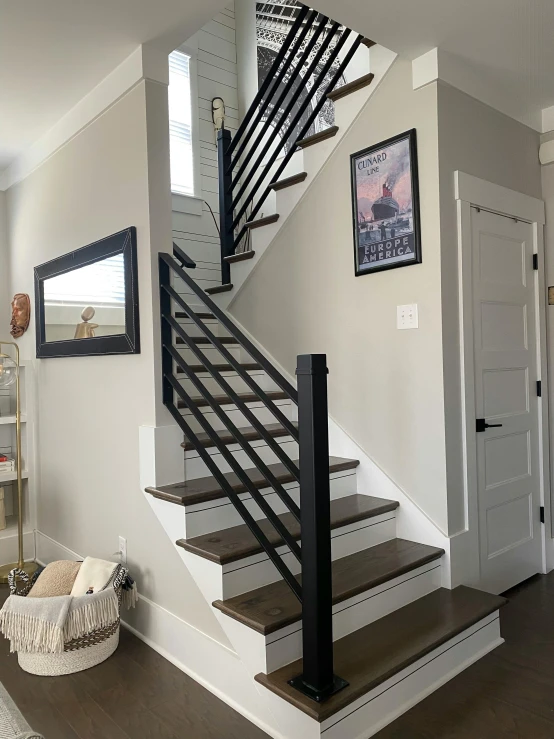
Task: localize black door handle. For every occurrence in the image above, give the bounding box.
[476,418,503,433]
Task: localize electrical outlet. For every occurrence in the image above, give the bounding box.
[118,536,127,565]
[397,304,419,330]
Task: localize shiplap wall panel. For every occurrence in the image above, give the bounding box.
[173,3,237,289]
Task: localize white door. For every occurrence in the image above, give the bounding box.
[472,208,543,594]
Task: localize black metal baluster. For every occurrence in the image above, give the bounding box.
[288,354,348,702]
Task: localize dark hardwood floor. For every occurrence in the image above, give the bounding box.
[0,586,269,739]
[1,572,554,738]
[375,571,554,738]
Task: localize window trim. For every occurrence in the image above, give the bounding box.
[170,43,202,201]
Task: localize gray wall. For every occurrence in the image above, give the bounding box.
[0,192,9,335]
[230,59,451,532]
[5,80,229,646]
[437,82,542,534]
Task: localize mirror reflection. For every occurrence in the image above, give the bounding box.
[43,254,126,342]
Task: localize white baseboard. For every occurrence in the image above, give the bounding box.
[34,530,284,739]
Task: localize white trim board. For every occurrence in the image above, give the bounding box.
[34,529,284,739]
[454,171,552,586]
[455,171,545,225]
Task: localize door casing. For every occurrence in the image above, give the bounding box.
[455,171,551,588]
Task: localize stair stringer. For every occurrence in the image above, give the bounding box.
[214,46,398,312]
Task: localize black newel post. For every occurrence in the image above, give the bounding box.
[289,354,348,702]
[217,128,234,285]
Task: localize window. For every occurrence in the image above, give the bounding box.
[43,255,125,307]
[169,50,195,196]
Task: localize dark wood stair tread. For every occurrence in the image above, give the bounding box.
[224,251,255,264]
[297,126,339,149]
[176,335,238,345]
[270,172,308,191]
[177,362,261,375]
[245,214,280,230]
[213,538,441,634]
[181,421,298,452]
[175,312,214,320]
[180,494,398,565]
[177,390,288,409]
[327,73,375,102]
[206,284,233,295]
[256,586,507,722]
[361,37,376,48]
[145,456,359,507]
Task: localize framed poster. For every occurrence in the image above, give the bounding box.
[350,129,421,276]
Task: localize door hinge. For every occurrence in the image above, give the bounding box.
[533,253,539,270]
[540,506,545,524]
[537,380,542,397]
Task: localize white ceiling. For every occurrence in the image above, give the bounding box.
[0,0,227,171]
[314,0,554,131]
[2,0,554,174]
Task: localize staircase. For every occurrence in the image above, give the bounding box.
[144,245,507,738]
[208,7,397,308]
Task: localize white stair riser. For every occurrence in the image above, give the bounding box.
[258,613,502,739]
[218,560,441,676]
[180,400,296,436]
[264,561,442,672]
[172,318,232,339]
[174,343,246,365]
[177,370,279,398]
[221,512,397,598]
[182,469,357,538]
[182,512,395,604]
[185,439,299,481]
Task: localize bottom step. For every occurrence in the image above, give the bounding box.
[256,586,506,725]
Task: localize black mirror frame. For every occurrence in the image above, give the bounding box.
[34,227,140,359]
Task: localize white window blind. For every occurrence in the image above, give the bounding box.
[169,50,195,196]
[44,255,125,306]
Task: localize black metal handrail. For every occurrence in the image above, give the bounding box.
[216,6,365,268]
[158,252,347,701]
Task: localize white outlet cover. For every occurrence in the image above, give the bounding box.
[397,304,419,330]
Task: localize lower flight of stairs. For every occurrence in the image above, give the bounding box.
[145,307,507,739]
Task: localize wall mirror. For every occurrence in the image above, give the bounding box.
[34,227,140,358]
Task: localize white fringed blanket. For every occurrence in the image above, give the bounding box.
[0,560,138,654]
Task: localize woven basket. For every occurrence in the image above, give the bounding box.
[8,565,126,677]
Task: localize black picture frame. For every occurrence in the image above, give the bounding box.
[350,129,421,276]
[34,227,140,359]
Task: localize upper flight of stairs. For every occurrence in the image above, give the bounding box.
[205,45,398,311]
[145,290,508,739]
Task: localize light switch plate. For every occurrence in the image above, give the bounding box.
[397,304,419,330]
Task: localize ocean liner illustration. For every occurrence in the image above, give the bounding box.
[371,183,399,221]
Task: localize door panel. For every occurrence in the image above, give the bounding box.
[472,208,542,594]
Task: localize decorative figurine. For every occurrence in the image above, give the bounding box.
[9,294,31,339]
[74,306,99,339]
